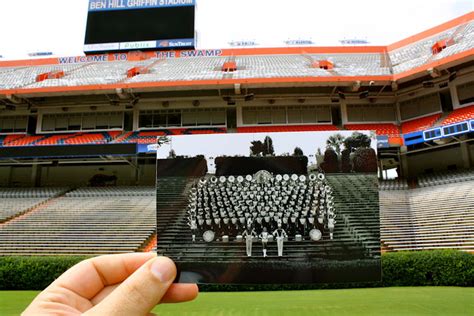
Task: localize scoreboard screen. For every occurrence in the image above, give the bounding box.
[84,0,196,54]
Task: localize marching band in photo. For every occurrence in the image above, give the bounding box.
[156,131,381,284]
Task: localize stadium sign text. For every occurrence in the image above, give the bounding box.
[179,50,223,57]
[88,0,195,11]
[57,50,223,64]
[120,41,157,50]
[59,55,110,64]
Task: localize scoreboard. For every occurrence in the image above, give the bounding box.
[84,0,196,54]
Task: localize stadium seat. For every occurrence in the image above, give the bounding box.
[0,134,25,146]
[401,113,442,134]
[126,57,227,84]
[0,187,156,255]
[417,169,474,187]
[344,124,400,136]
[389,21,473,74]
[379,179,408,190]
[0,19,471,91]
[4,135,44,147]
[1,131,122,147]
[0,187,68,223]
[441,104,474,125]
[114,128,227,144]
[380,178,474,252]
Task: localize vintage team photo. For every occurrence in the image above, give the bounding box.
[156,131,381,284]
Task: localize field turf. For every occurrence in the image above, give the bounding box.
[1,287,473,315]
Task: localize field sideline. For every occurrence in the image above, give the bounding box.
[1,287,473,315]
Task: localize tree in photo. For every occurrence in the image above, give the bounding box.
[250,140,264,156]
[262,136,275,156]
[326,133,345,156]
[320,148,339,173]
[341,148,352,173]
[353,147,378,172]
[168,149,177,159]
[343,132,371,152]
[293,147,304,156]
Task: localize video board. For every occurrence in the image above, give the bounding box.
[84,0,196,54]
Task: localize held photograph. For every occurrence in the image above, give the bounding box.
[156,131,381,284]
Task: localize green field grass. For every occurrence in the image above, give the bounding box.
[1,287,473,316]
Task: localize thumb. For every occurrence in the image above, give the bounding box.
[86,256,177,316]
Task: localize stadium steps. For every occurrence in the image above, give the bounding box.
[380,51,393,70]
[141,233,157,252]
[432,111,452,127]
[113,131,134,143]
[156,177,192,231]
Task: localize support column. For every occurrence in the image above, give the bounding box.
[395,102,402,124]
[132,107,140,131]
[235,104,243,127]
[130,157,139,185]
[340,100,348,125]
[399,148,409,179]
[31,162,42,187]
[7,166,13,187]
[460,142,471,169]
[378,159,384,180]
[449,82,460,109]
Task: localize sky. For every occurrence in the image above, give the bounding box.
[157,131,376,173]
[0,0,472,59]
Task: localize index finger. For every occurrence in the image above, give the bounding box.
[49,252,157,300]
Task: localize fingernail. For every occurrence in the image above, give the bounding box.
[150,257,175,283]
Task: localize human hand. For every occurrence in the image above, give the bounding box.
[22,253,198,315]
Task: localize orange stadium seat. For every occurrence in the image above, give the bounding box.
[4,135,44,146]
[0,132,121,147]
[401,113,442,134]
[113,128,227,144]
[442,105,474,125]
[1,134,26,146]
[344,123,400,136]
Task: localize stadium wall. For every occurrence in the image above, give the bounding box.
[0,166,31,187]
[406,144,472,176]
[40,164,132,186]
[470,144,474,165]
[0,167,11,186]
[0,163,155,187]
[139,162,156,184]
